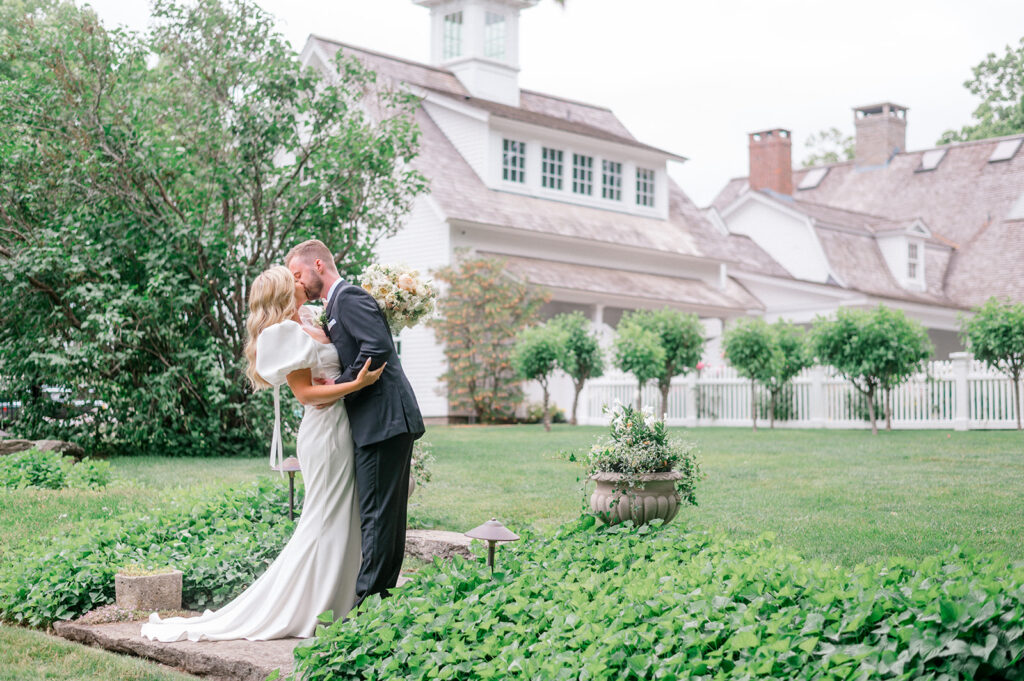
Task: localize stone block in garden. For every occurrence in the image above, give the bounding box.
[0,439,35,456]
[405,529,473,562]
[115,570,183,612]
[32,439,87,460]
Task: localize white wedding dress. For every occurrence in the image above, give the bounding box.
[141,319,361,641]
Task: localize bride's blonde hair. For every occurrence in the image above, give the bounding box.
[244,266,297,391]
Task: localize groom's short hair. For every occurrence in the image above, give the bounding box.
[285,239,338,272]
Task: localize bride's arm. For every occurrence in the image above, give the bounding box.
[285,359,385,406]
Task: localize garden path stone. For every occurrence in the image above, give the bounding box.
[48,532,476,680]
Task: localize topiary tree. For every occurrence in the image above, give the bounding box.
[512,324,567,432]
[961,297,1024,430]
[550,312,605,426]
[614,309,704,417]
[613,324,665,411]
[811,306,931,435]
[768,320,812,429]
[431,255,549,423]
[722,318,777,432]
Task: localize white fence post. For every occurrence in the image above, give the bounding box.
[684,372,697,428]
[951,351,971,431]
[809,365,826,427]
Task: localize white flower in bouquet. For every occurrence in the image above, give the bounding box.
[358,263,438,333]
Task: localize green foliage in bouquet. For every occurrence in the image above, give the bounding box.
[294,517,1024,681]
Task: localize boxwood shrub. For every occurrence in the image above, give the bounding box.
[296,516,1024,681]
[0,478,299,627]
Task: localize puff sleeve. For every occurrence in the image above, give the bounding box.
[254,321,318,473]
[255,320,318,387]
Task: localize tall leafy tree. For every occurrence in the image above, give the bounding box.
[613,324,665,411]
[802,127,854,167]
[431,255,548,423]
[0,0,426,455]
[614,309,704,417]
[939,36,1024,144]
[811,306,931,435]
[768,320,812,428]
[961,298,1024,430]
[722,318,776,432]
[550,311,604,426]
[512,324,567,432]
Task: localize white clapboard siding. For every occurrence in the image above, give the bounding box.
[422,101,489,182]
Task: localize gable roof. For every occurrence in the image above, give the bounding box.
[712,133,1024,307]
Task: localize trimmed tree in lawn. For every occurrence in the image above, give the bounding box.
[811,306,931,435]
[723,318,777,432]
[550,312,605,426]
[431,255,549,423]
[614,309,704,418]
[512,324,567,432]
[769,320,812,428]
[962,297,1024,430]
[613,323,665,411]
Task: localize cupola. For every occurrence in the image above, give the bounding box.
[414,0,539,106]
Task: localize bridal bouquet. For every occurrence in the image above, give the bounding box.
[358,263,437,333]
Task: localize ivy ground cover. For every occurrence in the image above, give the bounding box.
[297,517,1024,681]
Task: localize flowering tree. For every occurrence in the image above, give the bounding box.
[961,298,1024,430]
[431,256,548,423]
[551,312,605,425]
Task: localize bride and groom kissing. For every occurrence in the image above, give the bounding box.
[141,238,425,642]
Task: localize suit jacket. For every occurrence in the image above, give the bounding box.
[325,279,425,448]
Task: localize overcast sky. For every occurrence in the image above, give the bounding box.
[84,0,1024,206]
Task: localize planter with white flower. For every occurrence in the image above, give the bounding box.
[584,402,702,526]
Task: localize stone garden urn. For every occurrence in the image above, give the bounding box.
[114,568,183,612]
[589,471,683,526]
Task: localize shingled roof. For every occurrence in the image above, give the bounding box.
[712,133,1024,307]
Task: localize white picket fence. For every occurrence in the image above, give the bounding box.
[579,353,1022,430]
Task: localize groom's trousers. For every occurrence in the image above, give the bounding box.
[353,431,415,607]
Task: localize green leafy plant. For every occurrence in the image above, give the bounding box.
[430,255,549,423]
[549,311,605,425]
[0,0,426,457]
[811,306,932,434]
[410,440,435,487]
[294,516,1024,681]
[521,402,567,425]
[66,458,112,490]
[961,297,1024,430]
[0,449,111,490]
[582,402,701,506]
[0,479,297,626]
[512,324,568,432]
[614,309,704,417]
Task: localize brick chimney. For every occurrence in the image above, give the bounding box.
[853,102,907,166]
[748,128,793,196]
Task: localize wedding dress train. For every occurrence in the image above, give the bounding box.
[141,320,361,641]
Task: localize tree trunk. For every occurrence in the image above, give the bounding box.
[770,390,776,429]
[1014,373,1022,431]
[570,380,583,426]
[659,381,670,422]
[636,382,643,410]
[866,386,878,435]
[751,382,758,433]
[885,388,893,431]
[542,384,551,432]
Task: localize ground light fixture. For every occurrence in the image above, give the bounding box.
[465,518,520,572]
[272,456,302,521]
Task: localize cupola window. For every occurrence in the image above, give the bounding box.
[484,12,506,60]
[443,12,463,60]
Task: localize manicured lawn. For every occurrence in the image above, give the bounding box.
[0,624,198,680]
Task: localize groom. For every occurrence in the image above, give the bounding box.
[285,239,425,606]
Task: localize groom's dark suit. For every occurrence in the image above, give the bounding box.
[325,279,424,605]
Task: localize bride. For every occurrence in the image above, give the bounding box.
[141,265,383,642]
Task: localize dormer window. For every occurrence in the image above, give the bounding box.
[636,168,656,207]
[443,12,463,60]
[484,12,506,60]
[542,147,563,190]
[601,161,622,201]
[572,154,593,195]
[502,138,526,183]
[907,242,920,279]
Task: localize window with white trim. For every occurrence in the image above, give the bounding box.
[907,242,920,279]
[484,12,506,60]
[572,154,593,195]
[502,138,526,183]
[601,160,622,201]
[541,147,563,190]
[636,167,656,206]
[443,12,463,60]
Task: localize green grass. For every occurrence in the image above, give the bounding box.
[0,624,198,680]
